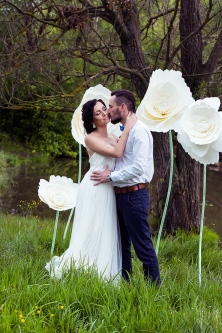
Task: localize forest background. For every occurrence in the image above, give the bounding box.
[1,0,222,234]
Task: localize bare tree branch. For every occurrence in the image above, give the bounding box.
[141,8,175,35]
[165,5,222,68]
[204,28,222,75]
[164,0,179,68]
[4,0,65,29]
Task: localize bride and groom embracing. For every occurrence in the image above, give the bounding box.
[46,89,160,286]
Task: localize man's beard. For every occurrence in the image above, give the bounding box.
[111,116,122,125]
[110,107,122,124]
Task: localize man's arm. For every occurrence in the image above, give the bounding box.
[110,126,152,182]
[90,126,152,185]
[90,166,111,185]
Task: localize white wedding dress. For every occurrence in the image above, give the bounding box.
[45,151,121,280]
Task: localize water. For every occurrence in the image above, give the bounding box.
[0,157,89,221]
[0,158,222,239]
[203,165,222,238]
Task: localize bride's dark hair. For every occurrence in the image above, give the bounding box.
[82,99,106,134]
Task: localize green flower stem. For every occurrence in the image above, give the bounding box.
[63,207,75,244]
[50,210,59,258]
[63,143,82,244]
[78,143,82,184]
[198,164,206,287]
[155,130,174,255]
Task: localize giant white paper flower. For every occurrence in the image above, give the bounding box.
[174,97,222,164]
[38,175,79,211]
[137,69,195,132]
[71,84,121,146]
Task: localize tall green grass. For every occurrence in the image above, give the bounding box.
[0,215,221,332]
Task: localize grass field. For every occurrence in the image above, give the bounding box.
[0,214,221,333]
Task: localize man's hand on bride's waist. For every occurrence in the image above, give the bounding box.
[90,166,111,185]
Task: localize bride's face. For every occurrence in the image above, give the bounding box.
[93,101,110,127]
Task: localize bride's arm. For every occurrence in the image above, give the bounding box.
[84,114,137,158]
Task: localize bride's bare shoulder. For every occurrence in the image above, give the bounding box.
[85,132,99,140]
[85,133,100,145]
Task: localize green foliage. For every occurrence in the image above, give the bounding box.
[0,151,8,192]
[31,110,78,158]
[0,0,222,160]
[0,215,222,332]
[0,151,7,171]
[0,149,20,194]
[0,109,79,158]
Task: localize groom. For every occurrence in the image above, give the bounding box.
[90,89,160,285]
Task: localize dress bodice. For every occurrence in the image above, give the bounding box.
[89,152,115,172]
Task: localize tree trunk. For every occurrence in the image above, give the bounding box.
[119,1,201,232]
[174,144,200,232]
[179,0,202,96]
[163,0,204,232]
[152,133,200,233]
[104,0,201,233]
[101,0,151,98]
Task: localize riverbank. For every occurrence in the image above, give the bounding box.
[0,133,52,166]
[0,214,221,332]
[0,142,51,208]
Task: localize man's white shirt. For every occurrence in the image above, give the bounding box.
[110,120,154,187]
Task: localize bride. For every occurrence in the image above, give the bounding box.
[46,98,136,280]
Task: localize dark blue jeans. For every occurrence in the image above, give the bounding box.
[116,187,160,285]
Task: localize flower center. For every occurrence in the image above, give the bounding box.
[154,100,172,116]
[52,193,66,206]
[195,119,211,133]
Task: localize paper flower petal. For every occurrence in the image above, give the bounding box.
[137,69,194,132]
[211,132,222,151]
[180,98,221,145]
[71,84,121,146]
[190,143,209,158]
[38,176,79,211]
[176,98,222,165]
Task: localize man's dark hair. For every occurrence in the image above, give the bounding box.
[81,99,106,134]
[111,89,136,113]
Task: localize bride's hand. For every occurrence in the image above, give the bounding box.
[125,113,137,130]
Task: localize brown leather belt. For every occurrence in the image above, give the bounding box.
[114,183,145,194]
